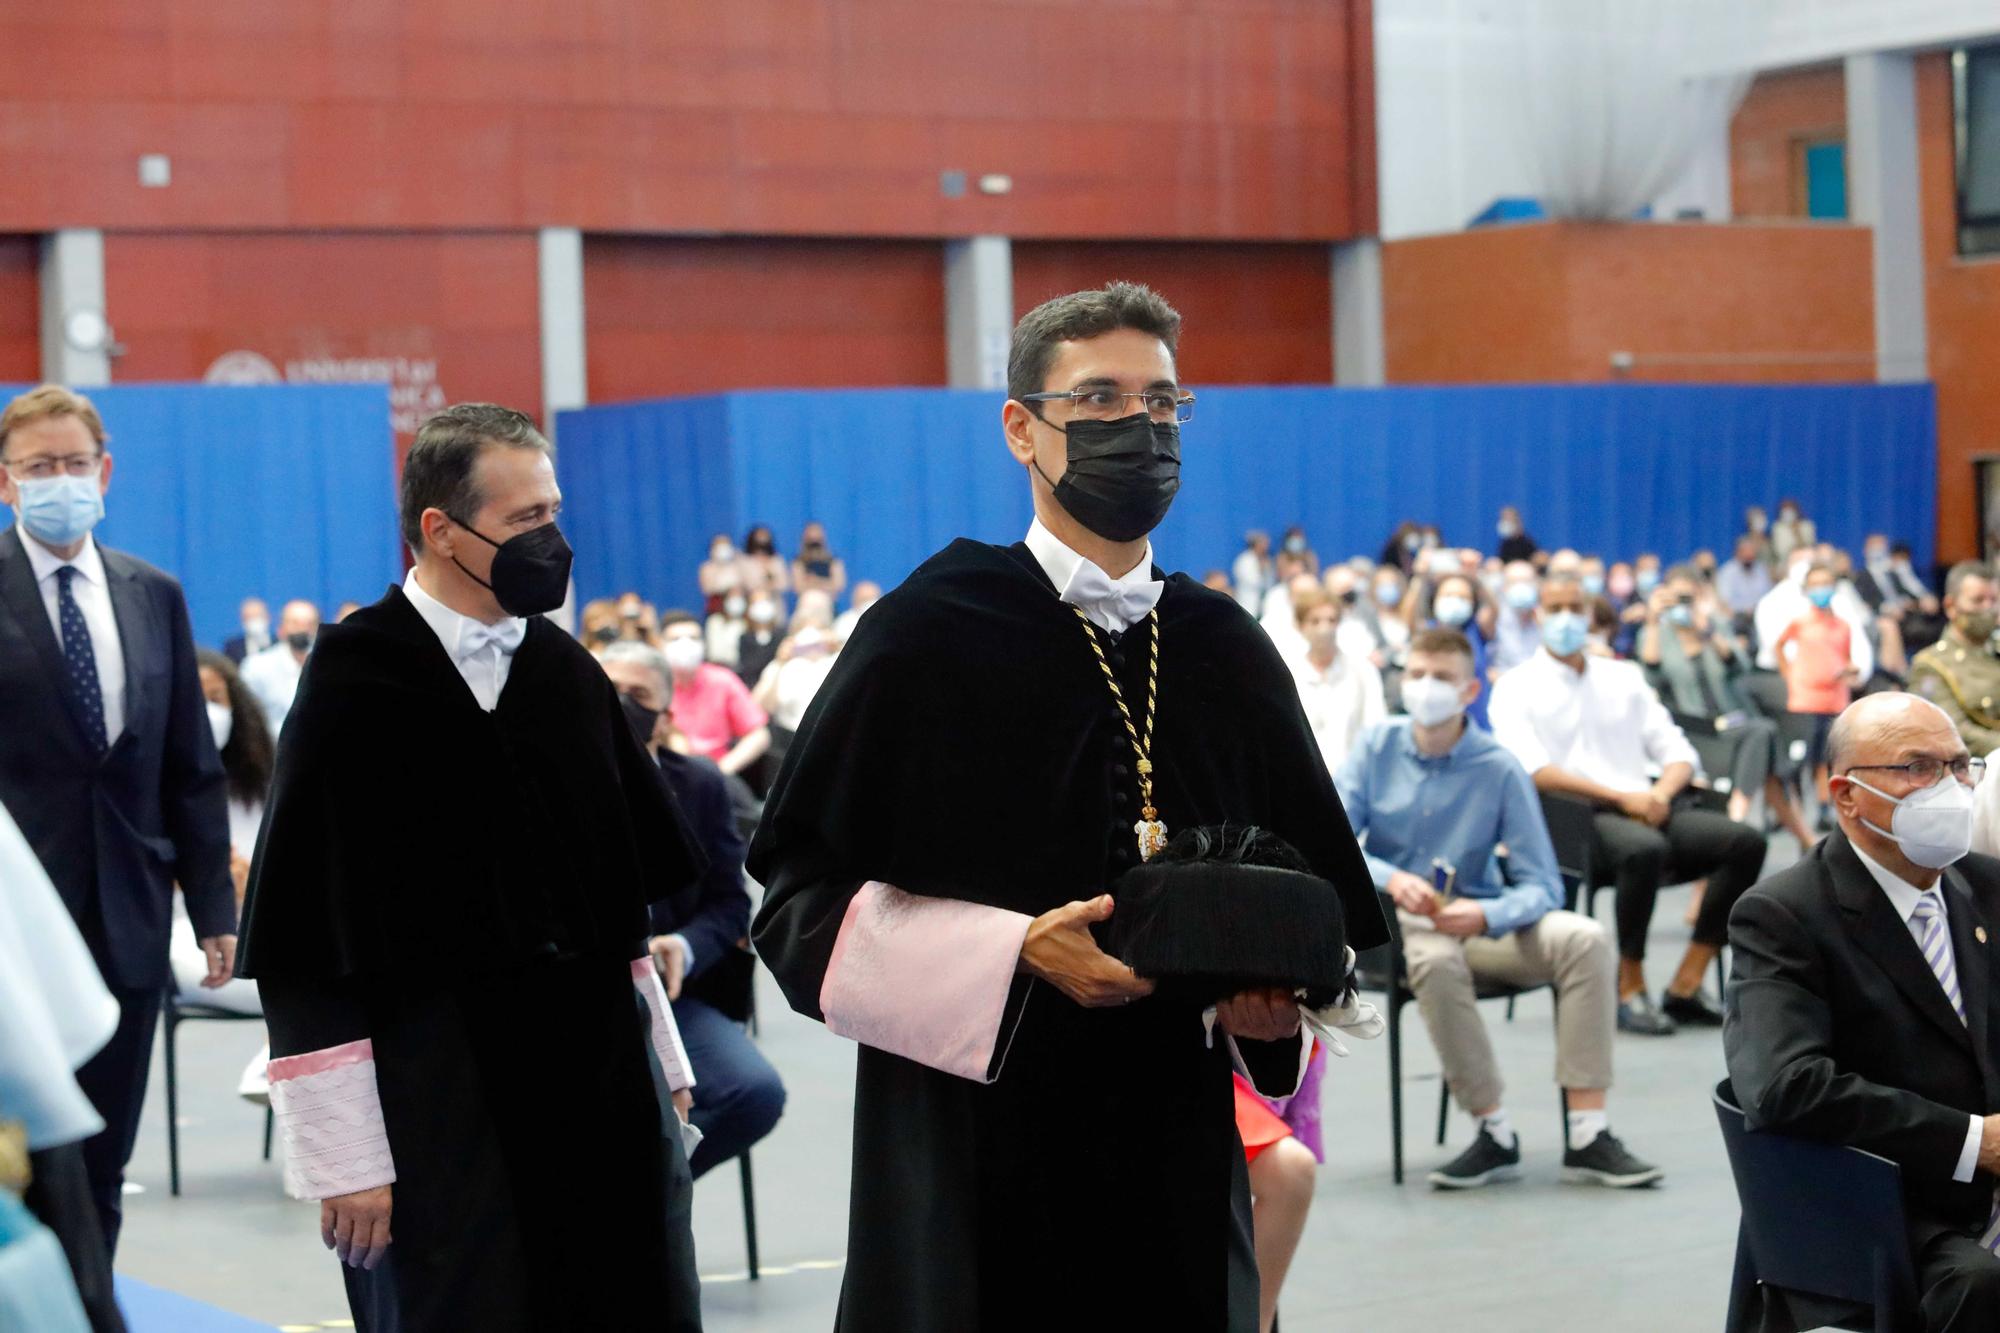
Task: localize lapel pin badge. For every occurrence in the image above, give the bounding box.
[1978,926,1989,945]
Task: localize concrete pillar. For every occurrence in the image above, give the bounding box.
[944,235,1013,390]
[40,229,111,387]
[1845,52,1928,383]
[1332,238,1386,387]
[538,227,588,434]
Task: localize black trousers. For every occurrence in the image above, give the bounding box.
[24,1142,127,1333]
[1590,807,1768,960]
[1918,1230,2000,1331]
[72,983,162,1258]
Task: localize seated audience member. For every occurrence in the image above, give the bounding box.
[792,588,836,631]
[1638,568,1814,846]
[1587,594,1620,658]
[698,532,745,617]
[735,593,784,687]
[1262,572,1319,663]
[1281,524,1320,578]
[1338,629,1660,1188]
[1490,576,1767,1035]
[601,642,786,1178]
[1724,693,2000,1331]
[1491,562,1542,675]
[739,524,789,600]
[239,598,319,735]
[753,622,840,734]
[1233,1077,1316,1333]
[1323,566,1376,664]
[1614,555,1663,657]
[1758,546,1877,682]
[1381,522,1426,575]
[1288,586,1386,773]
[1690,549,1720,585]
[1892,541,1949,647]
[334,601,361,624]
[1910,562,2000,759]
[1578,556,1607,600]
[223,596,271,664]
[579,597,622,650]
[175,652,272,1015]
[1776,563,1861,814]
[1202,569,1232,593]
[705,591,748,669]
[833,580,882,642]
[791,522,847,601]
[614,590,662,645]
[1769,498,1816,566]
[1422,572,1495,729]
[1716,535,1774,635]
[659,612,771,793]
[1497,505,1538,564]
[1545,548,1583,581]
[1233,530,1274,614]
[1739,505,1774,568]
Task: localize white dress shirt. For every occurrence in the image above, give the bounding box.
[403,570,525,712]
[1851,842,1986,1183]
[19,522,126,745]
[1023,518,1163,633]
[1488,647,1699,792]
[240,641,306,736]
[1289,649,1386,774]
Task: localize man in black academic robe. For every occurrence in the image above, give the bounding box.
[236,405,706,1332]
[751,284,1386,1332]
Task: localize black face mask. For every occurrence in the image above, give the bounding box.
[450,518,573,618]
[286,629,314,653]
[589,624,620,646]
[1031,412,1180,543]
[619,692,661,748]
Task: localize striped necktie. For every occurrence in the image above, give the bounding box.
[1910,893,1966,1024]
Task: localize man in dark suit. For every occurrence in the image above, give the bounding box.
[1725,690,2000,1330]
[221,595,270,664]
[0,384,236,1255]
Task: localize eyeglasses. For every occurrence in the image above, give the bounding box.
[1019,385,1195,425]
[1,452,102,480]
[1843,757,1986,786]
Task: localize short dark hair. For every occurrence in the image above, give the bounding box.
[399,403,550,552]
[658,610,701,634]
[1007,282,1183,403]
[1408,626,1475,664]
[1946,560,1996,602]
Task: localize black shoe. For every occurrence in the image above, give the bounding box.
[1617,993,1677,1036]
[1562,1131,1664,1188]
[1661,987,1725,1027]
[1426,1127,1522,1190]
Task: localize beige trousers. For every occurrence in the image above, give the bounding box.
[1398,908,1616,1116]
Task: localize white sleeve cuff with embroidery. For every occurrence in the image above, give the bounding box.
[267,1040,397,1201]
[819,881,1034,1083]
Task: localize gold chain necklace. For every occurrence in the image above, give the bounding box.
[1072,604,1167,861]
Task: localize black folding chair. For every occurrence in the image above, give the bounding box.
[1712,1080,1920,1332]
[684,942,764,1280]
[160,987,272,1196]
[1355,893,1555,1185]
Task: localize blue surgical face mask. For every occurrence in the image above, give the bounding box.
[1665,604,1693,627]
[1635,569,1660,595]
[1433,594,1474,627]
[1581,574,1606,597]
[1374,580,1401,606]
[1541,610,1591,657]
[1504,582,1538,611]
[14,473,105,547]
[1807,587,1835,609]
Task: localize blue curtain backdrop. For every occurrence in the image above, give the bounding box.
[556,383,1937,613]
[2,384,399,647]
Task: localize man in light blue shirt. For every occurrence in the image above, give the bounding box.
[1336,626,1662,1190]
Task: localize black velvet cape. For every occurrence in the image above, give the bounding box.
[236,587,705,1331]
[750,539,1385,1333]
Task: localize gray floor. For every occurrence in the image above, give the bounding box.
[115,841,1803,1333]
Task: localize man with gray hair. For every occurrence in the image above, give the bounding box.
[1727,692,2000,1330]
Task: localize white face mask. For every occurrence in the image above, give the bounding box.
[1400,675,1466,728]
[1848,774,1975,870]
[207,700,234,750]
[663,639,706,673]
[244,617,270,643]
[749,602,778,626]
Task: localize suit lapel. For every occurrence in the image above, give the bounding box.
[1829,832,1976,1053]
[0,526,94,759]
[1943,866,1998,1090]
[100,546,150,744]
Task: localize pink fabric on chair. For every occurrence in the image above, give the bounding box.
[268,1039,397,1201]
[820,881,1034,1084]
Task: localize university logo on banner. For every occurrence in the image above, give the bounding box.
[204,350,449,435]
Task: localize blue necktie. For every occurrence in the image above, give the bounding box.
[55,566,108,752]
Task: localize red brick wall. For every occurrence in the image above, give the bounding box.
[583,236,946,401]
[0,236,39,382]
[1730,66,1848,220]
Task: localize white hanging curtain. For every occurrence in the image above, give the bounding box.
[1505,0,1768,220]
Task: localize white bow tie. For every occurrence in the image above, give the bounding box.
[1062,560,1164,634]
[457,619,526,661]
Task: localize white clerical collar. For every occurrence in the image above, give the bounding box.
[18,521,106,588]
[403,568,524,660]
[1024,517,1163,633]
[1851,839,1945,926]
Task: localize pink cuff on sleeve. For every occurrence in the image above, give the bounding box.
[268,1039,396,1201]
[819,881,1034,1084]
[631,957,696,1093]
